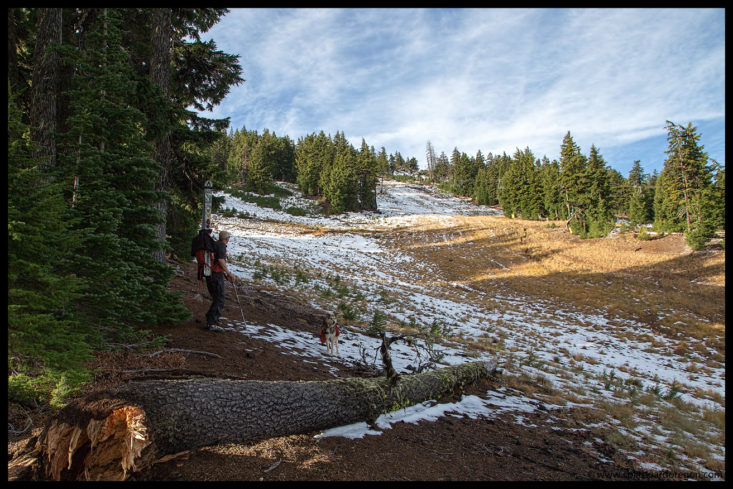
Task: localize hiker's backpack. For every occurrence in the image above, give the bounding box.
[191,229,217,280]
[319,325,341,344]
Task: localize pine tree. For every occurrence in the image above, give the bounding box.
[325,145,359,213]
[8,7,243,406]
[473,167,493,205]
[207,128,233,184]
[57,8,189,329]
[356,138,378,210]
[705,161,726,231]
[165,8,243,256]
[434,151,451,182]
[230,127,258,188]
[394,151,406,173]
[376,146,389,177]
[451,150,474,196]
[246,139,273,193]
[626,161,653,226]
[559,132,589,235]
[295,131,334,197]
[9,82,92,406]
[29,8,62,169]
[539,158,565,220]
[584,145,615,237]
[498,155,522,218]
[150,8,173,263]
[654,121,714,245]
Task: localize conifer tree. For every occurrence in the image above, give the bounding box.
[653,120,723,251]
[539,158,565,220]
[230,127,259,188]
[357,138,378,210]
[247,139,274,193]
[559,132,589,235]
[473,167,493,205]
[376,146,389,176]
[394,151,406,173]
[584,145,615,237]
[57,8,189,329]
[626,160,653,225]
[9,85,93,405]
[704,161,726,232]
[450,150,475,197]
[498,147,543,219]
[29,8,62,169]
[654,121,712,239]
[406,156,419,173]
[434,151,451,182]
[295,131,333,197]
[325,144,359,213]
[498,160,522,218]
[8,7,241,406]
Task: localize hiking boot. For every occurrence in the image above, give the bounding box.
[208,324,225,332]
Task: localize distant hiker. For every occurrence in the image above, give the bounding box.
[206,230,238,332]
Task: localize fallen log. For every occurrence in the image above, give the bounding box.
[25,360,496,481]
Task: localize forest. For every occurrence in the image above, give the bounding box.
[427,124,724,244]
[8,7,725,411]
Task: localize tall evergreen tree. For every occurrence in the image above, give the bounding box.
[451,149,474,197]
[584,144,615,237]
[434,151,451,182]
[498,147,543,219]
[295,131,333,197]
[150,7,173,262]
[9,85,92,405]
[559,132,589,234]
[539,158,565,220]
[8,7,242,406]
[29,8,62,169]
[57,8,189,329]
[654,121,712,238]
[704,161,725,232]
[325,143,359,213]
[357,138,378,210]
[626,160,653,225]
[473,167,493,205]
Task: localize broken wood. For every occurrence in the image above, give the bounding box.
[143,348,223,359]
[23,360,496,481]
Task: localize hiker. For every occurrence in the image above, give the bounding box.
[206,230,238,332]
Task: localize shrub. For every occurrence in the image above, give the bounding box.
[636,226,651,241]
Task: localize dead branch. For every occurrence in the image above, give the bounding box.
[143,348,223,359]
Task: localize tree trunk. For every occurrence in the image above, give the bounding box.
[8,8,22,95]
[28,360,496,481]
[30,8,62,169]
[151,8,172,263]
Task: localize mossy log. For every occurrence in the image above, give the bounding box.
[28,360,496,481]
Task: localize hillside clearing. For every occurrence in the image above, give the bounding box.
[216,179,725,478]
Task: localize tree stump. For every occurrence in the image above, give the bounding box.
[23,360,496,480]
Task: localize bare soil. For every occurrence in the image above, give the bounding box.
[7,260,694,481]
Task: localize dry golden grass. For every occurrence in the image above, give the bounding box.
[383,214,725,356]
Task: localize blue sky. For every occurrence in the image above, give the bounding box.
[196,8,725,177]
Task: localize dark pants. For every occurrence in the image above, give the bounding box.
[205,272,226,326]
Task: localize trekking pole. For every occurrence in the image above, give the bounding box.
[231,279,246,325]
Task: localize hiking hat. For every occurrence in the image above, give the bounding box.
[219,230,231,241]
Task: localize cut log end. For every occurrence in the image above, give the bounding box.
[42,405,152,481]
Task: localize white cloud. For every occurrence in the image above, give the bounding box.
[200,8,725,171]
